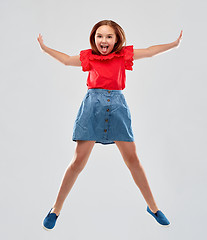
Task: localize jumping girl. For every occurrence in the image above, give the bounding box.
[37,19,183,230]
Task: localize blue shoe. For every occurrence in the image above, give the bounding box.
[42,208,59,231]
[147,206,170,226]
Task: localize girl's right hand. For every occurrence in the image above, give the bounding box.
[37,33,45,49]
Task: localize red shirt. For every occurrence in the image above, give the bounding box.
[80,45,134,90]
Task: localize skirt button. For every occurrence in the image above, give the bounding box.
[104,129,107,132]
[108,90,111,93]
[106,109,109,112]
[105,119,108,122]
[107,99,110,102]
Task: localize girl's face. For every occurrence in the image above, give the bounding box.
[95,25,117,55]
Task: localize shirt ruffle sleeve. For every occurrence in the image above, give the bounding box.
[123,45,134,71]
[80,49,91,72]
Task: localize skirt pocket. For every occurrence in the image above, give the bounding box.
[74,93,90,123]
[118,94,128,108]
[118,94,131,114]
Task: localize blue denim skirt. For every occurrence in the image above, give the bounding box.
[72,88,135,145]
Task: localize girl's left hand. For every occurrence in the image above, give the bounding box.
[174,30,183,47]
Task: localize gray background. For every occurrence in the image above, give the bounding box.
[1,0,206,239]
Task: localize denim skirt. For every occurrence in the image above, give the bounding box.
[72,88,135,145]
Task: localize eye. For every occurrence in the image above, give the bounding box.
[108,36,112,38]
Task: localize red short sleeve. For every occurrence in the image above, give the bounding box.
[80,49,91,72]
[123,45,134,71]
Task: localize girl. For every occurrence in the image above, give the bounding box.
[37,20,183,230]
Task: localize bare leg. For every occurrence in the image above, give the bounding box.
[115,141,159,213]
[51,140,96,215]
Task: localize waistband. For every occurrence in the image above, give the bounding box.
[87,88,123,95]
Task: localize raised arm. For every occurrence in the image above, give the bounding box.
[133,48,152,60]
[133,30,183,60]
[133,41,176,60]
[37,33,81,66]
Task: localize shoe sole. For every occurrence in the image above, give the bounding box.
[146,211,171,227]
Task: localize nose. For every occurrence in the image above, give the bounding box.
[102,37,107,42]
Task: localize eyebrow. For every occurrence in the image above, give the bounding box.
[96,33,114,35]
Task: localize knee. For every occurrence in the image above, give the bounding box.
[69,141,94,173]
[70,154,87,173]
[125,152,141,170]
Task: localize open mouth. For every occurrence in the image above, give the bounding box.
[101,45,109,50]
